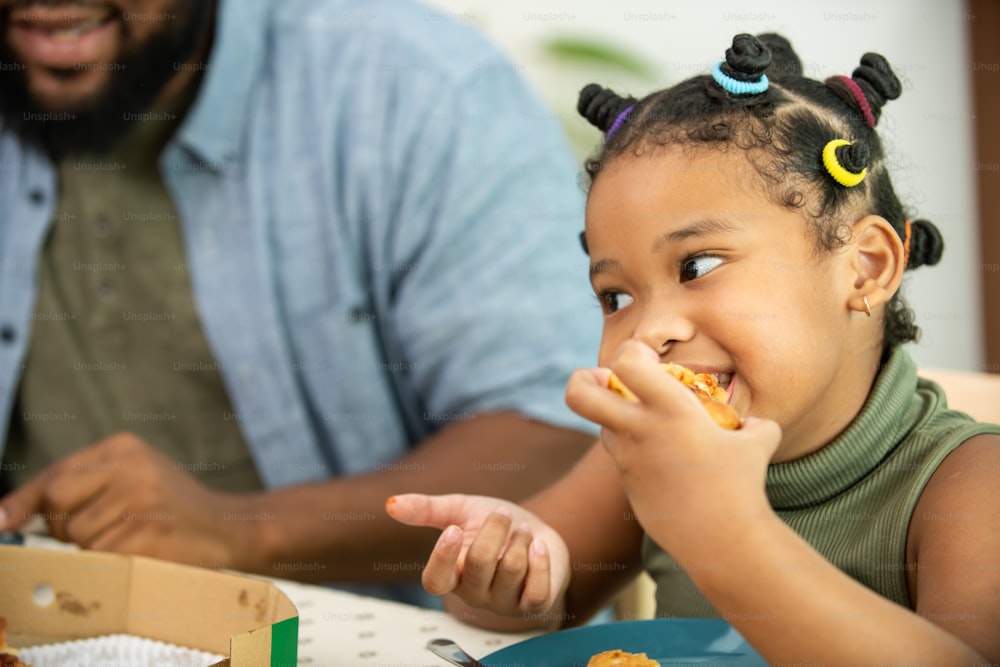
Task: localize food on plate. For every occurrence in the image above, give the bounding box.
[0,654,28,667]
[587,648,661,666]
[607,362,740,430]
[0,618,29,667]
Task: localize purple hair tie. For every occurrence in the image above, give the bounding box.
[833,75,875,128]
[605,104,634,140]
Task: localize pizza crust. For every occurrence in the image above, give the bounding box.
[0,618,29,667]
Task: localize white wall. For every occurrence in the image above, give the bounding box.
[422,0,983,371]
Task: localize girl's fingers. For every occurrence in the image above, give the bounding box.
[456,508,512,604]
[565,368,645,432]
[385,493,473,530]
[732,416,783,458]
[421,525,464,595]
[491,524,534,610]
[609,341,705,416]
[520,537,553,614]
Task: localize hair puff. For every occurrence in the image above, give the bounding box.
[907,218,944,269]
[836,141,869,173]
[852,53,902,124]
[578,84,636,134]
[721,33,772,82]
[756,32,802,81]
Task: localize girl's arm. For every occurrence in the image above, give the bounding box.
[685,473,996,665]
[905,433,1000,660]
[525,439,646,627]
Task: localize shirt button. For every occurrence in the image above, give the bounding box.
[94,214,110,238]
[0,326,15,343]
[98,282,116,302]
[28,189,45,205]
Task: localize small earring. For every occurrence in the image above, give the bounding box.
[863,296,872,318]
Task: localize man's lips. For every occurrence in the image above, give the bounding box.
[6,3,119,69]
[9,3,116,33]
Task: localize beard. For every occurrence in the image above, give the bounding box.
[0,0,214,159]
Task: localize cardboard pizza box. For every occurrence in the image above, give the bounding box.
[0,544,298,666]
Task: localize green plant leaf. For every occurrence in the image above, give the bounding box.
[540,36,656,80]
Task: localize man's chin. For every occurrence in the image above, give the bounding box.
[0,66,132,159]
[7,105,135,159]
[25,67,115,114]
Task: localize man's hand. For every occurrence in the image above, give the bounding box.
[0,432,253,569]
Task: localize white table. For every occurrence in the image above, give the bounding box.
[270,577,539,665]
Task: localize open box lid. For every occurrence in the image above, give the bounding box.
[0,545,297,666]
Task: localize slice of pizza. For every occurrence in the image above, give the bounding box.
[607,362,740,430]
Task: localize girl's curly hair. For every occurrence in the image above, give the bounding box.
[578,33,943,353]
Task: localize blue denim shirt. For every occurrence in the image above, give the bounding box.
[0,0,600,487]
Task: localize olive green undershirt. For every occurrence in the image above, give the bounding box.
[2,81,262,494]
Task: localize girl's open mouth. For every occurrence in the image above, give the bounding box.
[714,372,735,404]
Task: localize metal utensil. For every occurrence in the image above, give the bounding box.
[426,638,490,667]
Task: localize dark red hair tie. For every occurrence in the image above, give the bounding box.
[833,75,875,128]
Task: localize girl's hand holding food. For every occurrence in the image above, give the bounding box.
[565,340,783,561]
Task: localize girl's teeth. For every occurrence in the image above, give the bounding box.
[711,373,733,389]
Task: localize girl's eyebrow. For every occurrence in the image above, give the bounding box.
[589,217,739,277]
[653,217,739,250]
[589,258,621,278]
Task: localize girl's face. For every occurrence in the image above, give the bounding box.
[585,147,869,460]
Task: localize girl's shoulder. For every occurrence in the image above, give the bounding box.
[912,431,999,523]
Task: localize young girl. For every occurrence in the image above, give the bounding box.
[387,33,1000,664]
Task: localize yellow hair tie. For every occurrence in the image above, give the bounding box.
[822,139,866,187]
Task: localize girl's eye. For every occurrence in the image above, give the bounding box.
[680,255,724,282]
[599,291,634,314]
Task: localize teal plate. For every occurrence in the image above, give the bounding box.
[480,619,767,666]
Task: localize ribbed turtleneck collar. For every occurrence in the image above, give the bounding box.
[766,347,920,510]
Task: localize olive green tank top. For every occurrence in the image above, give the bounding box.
[643,347,1000,617]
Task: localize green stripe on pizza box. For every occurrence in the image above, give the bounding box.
[270,616,299,667]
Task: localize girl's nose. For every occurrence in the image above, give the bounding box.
[632,308,695,357]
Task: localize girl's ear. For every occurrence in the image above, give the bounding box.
[848,215,905,315]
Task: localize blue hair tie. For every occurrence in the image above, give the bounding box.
[712,61,768,95]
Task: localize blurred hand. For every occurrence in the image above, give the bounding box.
[386,493,569,623]
[0,432,252,569]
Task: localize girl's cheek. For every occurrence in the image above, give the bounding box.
[598,323,627,366]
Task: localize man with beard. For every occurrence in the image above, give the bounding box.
[0,0,600,606]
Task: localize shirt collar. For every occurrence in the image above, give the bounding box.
[170,0,270,169]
